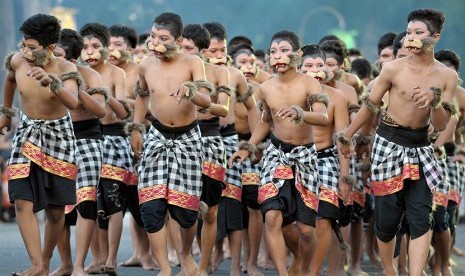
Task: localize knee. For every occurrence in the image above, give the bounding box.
[46,206,65,224]
[14,199,31,213]
[316,218,332,233]
[264,210,281,229]
[202,206,218,223]
[297,224,315,242]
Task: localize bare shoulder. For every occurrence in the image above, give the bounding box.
[435,60,458,79]
[77,65,102,85]
[57,57,77,73]
[139,55,156,71]
[110,63,126,78]
[455,85,465,101]
[213,63,229,77]
[8,52,23,70]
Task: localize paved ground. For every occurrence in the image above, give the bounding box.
[1,215,465,275]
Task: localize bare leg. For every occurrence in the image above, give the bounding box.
[105,211,123,269]
[212,238,224,272]
[147,225,172,276]
[327,225,350,276]
[264,210,288,276]
[407,230,433,276]
[134,221,157,270]
[84,222,102,274]
[242,228,249,272]
[377,237,398,276]
[178,221,199,276]
[119,216,141,267]
[13,199,46,276]
[51,224,73,276]
[366,212,381,268]
[281,223,300,276]
[295,221,315,275]
[398,235,409,276]
[199,205,219,275]
[43,205,66,274]
[349,219,366,276]
[247,208,264,276]
[227,230,242,276]
[309,218,332,276]
[72,212,95,276]
[98,227,109,270]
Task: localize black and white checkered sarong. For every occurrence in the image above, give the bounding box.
[101,135,135,184]
[223,134,242,188]
[261,141,320,194]
[371,133,441,195]
[137,124,203,210]
[75,139,103,190]
[201,135,226,182]
[436,155,450,195]
[8,112,77,180]
[317,146,339,193]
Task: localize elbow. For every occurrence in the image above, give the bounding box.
[96,108,106,118]
[67,99,80,110]
[319,114,329,126]
[217,106,229,118]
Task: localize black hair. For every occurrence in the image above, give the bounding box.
[231,43,255,61]
[228,36,253,55]
[351,58,372,80]
[270,30,301,51]
[137,33,150,46]
[153,12,183,39]
[255,49,266,60]
[377,32,397,55]
[407,9,445,34]
[320,40,345,65]
[183,24,211,50]
[348,48,363,58]
[59,28,84,60]
[109,24,138,48]
[318,35,340,45]
[435,49,461,71]
[19,13,61,47]
[79,23,110,47]
[301,44,325,60]
[392,31,407,57]
[203,22,227,41]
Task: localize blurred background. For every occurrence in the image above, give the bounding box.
[1,0,465,97]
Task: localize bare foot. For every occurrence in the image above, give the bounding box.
[12,265,47,276]
[442,266,454,276]
[50,265,74,276]
[181,254,199,276]
[156,269,173,276]
[84,263,103,275]
[71,266,89,276]
[453,246,465,257]
[139,254,159,270]
[169,250,180,267]
[211,249,224,271]
[118,256,141,267]
[257,257,275,270]
[246,264,264,276]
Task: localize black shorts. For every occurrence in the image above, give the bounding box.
[65,201,97,226]
[217,197,243,240]
[374,176,433,242]
[140,199,198,233]
[261,179,317,227]
[317,200,339,221]
[433,205,449,234]
[447,200,457,237]
[97,178,127,220]
[200,175,224,207]
[338,199,354,227]
[9,162,76,212]
[351,202,364,223]
[242,185,260,210]
[124,185,143,227]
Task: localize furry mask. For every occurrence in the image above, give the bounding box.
[305,70,326,81]
[333,68,344,81]
[146,41,180,59]
[403,37,436,53]
[239,65,258,78]
[81,48,109,63]
[109,49,131,62]
[266,52,302,70]
[207,56,228,66]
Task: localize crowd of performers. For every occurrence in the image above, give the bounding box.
[1,7,465,276]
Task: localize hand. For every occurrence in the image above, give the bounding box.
[130,131,143,161]
[0,116,12,135]
[412,86,435,109]
[361,170,371,188]
[228,150,250,168]
[338,179,351,203]
[355,142,371,159]
[276,107,299,123]
[170,84,190,105]
[452,154,465,164]
[27,67,52,86]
